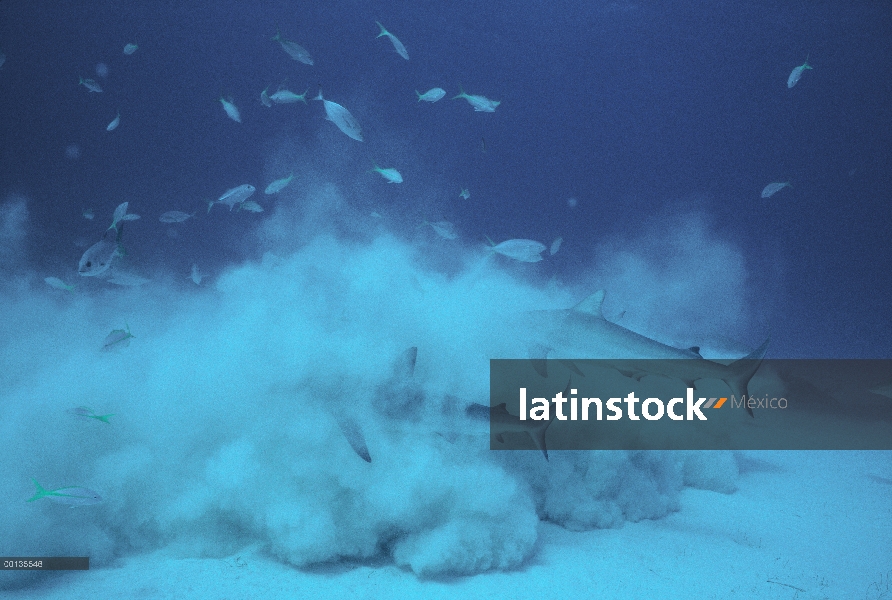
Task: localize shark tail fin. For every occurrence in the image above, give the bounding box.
[722,337,770,418]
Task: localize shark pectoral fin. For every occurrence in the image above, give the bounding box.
[336,415,371,463]
[688,346,703,358]
[495,433,505,444]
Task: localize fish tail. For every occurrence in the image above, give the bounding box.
[375,21,388,37]
[95,414,115,423]
[484,235,496,247]
[723,337,770,418]
[26,478,48,502]
[300,89,308,103]
[313,86,323,101]
[415,90,421,101]
[271,28,281,42]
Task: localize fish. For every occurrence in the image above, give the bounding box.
[123,43,138,55]
[78,231,122,277]
[213,184,255,211]
[761,182,792,198]
[422,220,458,240]
[375,21,409,60]
[270,89,308,104]
[787,58,812,88]
[26,479,103,507]
[550,237,563,256]
[465,402,552,460]
[265,174,294,194]
[488,238,546,262]
[67,406,114,423]
[453,86,500,112]
[369,164,402,183]
[106,112,120,131]
[313,89,363,141]
[188,264,203,285]
[79,202,137,277]
[102,324,133,350]
[82,208,95,220]
[79,77,103,93]
[238,200,264,213]
[260,87,272,107]
[272,30,313,65]
[459,188,471,200]
[416,88,446,102]
[521,290,769,417]
[159,210,194,223]
[44,277,74,292]
[219,96,241,123]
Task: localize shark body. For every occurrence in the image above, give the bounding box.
[520,290,769,417]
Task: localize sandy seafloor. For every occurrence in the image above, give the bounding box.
[8,451,890,600]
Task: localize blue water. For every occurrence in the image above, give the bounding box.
[0,0,890,595]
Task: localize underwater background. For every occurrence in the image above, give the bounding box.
[0,0,890,597]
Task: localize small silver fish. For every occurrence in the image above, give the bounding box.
[272,30,313,65]
[376,22,409,60]
[159,210,194,223]
[67,406,114,423]
[787,59,812,88]
[106,112,120,131]
[270,89,308,104]
[82,208,95,220]
[219,96,241,123]
[453,87,500,112]
[189,264,203,285]
[314,90,363,141]
[369,165,402,183]
[423,220,458,240]
[123,43,138,55]
[102,324,133,350]
[79,77,103,92]
[27,479,103,507]
[761,182,792,198]
[264,174,294,194]
[214,184,255,211]
[238,200,264,213]
[550,237,563,256]
[488,238,546,262]
[78,229,122,277]
[416,88,446,102]
[459,188,470,200]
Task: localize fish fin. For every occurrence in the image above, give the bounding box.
[528,419,551,461]
[375,21,388,37]
[723,337,770,418]
[313,87,323,101]
[495,434,505,444]
[452,84,465,99]
[26,479,48,502]
[688,346,703,358]
[415,90,422,101]
[572,290,607,319]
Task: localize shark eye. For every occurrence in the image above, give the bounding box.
[85,261,92,267]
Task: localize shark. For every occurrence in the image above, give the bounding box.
[519,290,769,417]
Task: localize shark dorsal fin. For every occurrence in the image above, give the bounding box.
[572,290,606,319]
